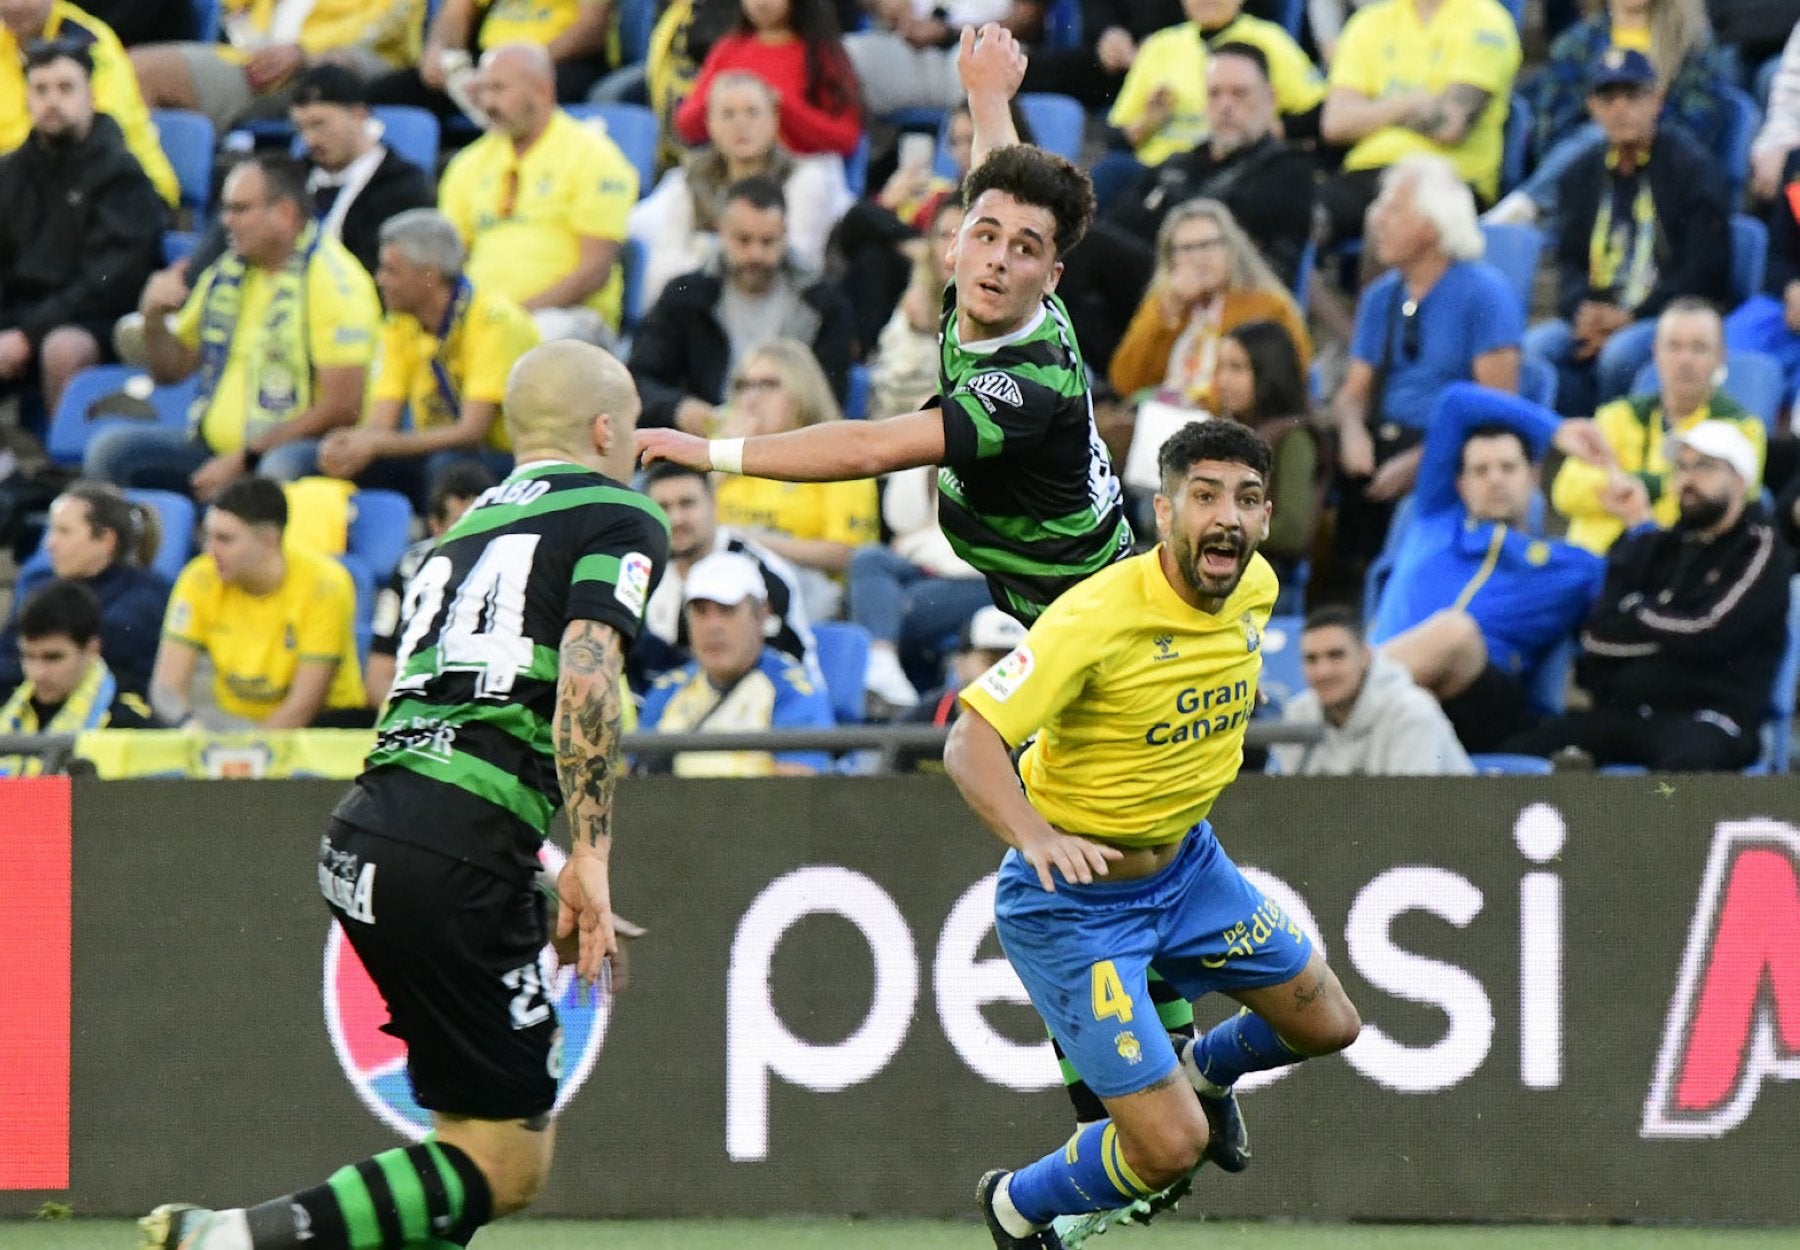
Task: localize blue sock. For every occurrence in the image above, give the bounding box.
[1005,1120,1158,1225]
[1188,1008,1304,1090]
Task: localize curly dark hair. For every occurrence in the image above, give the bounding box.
[961,144,1096,259]
[1157,419,1272,496]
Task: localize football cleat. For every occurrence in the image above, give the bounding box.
[1053,1165,1202,1249]
[977,1170,1065,1250]
[1198,1087,1251,1172]
[137,1204,216,1250]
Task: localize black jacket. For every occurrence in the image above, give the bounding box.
[1578,504,1792,732]
[78,0,195,44]
[189,146,436,278]
[627,258,857,429]
[1552,127,1730,322]
[0,114,164,345]
[1104,135,1317,288]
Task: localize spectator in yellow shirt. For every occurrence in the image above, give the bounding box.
[1319,0,1520,248]
[1552,299,1767,554]
[0,0,178,204]
[438,43,638,346]
[317,209,538,503]
[86,155,379,502]
[150,475,368,729]
[369,0,611,118]
[713,339,880,620]
[1106,0,1325,168]
[128,0,415,132]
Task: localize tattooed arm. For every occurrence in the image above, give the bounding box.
[553,617,628,986]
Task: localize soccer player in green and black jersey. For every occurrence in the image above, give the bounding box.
[140,342,668,1250]
[637,24,1130,626]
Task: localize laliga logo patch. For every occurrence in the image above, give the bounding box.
[967,372,1024,409]
[615,551,653,620]
[323,842,613,1141]
[1641,820,1800,1139]
[979,644,1035,704]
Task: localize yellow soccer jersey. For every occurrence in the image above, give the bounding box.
[163,547,367,722]
[370,282,541,451]
[439,109,638,329]
[714,476,880,548]
[1329,0,1521,199]
[173,235,380,452]
[960,547,1278,847]
[1108,16,1324,166]
[0,3,180,205]
[478,0,593,49]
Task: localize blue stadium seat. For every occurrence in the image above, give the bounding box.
[1470,753,1554,774]
[1500,94,1531,194]
[340,553,379,666]
[162,231,199,265]
[812,620,872,724]
[1524,633,1574,718]
[567,103,658,195]
[1719,87,1760,209]
[1746,575,1800,774]
[1519,353,1558,410]
[1729,213,1768,307]
[845,134,871,197]
[617,0,656,64]
[1045,0,1084,46]
[1480,220,1542,312]
[845,363,871,419]
[372,106,440,173]
[46,367,194,468]
[124,489,198,584]
[1630,349,1785,433]
[191,0,219,42]
[1272,0,1305,36]
[1017,93,1085,162]
[1292,236,1315,308]
[1256,615,1306,709]
[153,109,216,223]
[620,235,646,334]
[346,490,414,585]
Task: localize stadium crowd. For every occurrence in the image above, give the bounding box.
[1,0,1798,778]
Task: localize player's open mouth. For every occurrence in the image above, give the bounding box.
[1199,543,1241,576]
[976,279,1006,298]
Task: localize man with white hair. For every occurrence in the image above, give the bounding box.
[317,208,539,500]
[1503,420,1792,772]
[1331,154,1525,561]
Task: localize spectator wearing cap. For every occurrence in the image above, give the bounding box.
[0,580,158,775]
[1505,420,1792,772]
[0,36,163,413]
[0,0,179,204]
[1271,605,1472,776]
[894,604,1027,772]
[1521,47,1730,421]
[639,550,836,777]
[181,65,435,280]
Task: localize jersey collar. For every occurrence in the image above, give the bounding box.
[955,300,1048,355]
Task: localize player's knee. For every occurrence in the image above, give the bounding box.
[1119,1114,1208,1189]
[1302,994,1361,1056]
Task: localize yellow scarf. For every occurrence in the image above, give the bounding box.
[0,658,117,777]
[193,223,320,444]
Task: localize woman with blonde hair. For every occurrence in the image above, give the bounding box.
[1108,198,1312,413]
[713,340,879,619]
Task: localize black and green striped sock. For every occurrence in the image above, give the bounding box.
[243,1140,492,1248]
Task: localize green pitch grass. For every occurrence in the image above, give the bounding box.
[6,1219,1799,1249]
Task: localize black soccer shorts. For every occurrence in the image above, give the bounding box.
[320,818,560,1122]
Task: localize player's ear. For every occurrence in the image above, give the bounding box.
[590,410,614,455]
[1044,259,1065,294]
[1152,489,1173,539]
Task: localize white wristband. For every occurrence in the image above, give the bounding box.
[709,437,746,476]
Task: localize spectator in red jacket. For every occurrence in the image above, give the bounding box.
[674,0,863,158]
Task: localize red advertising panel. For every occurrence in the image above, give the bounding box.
[0,777,71,1190]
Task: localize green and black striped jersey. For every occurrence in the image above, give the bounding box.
[936,287,1132,623]
[333,461,669,879]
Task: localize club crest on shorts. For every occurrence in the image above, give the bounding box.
[1115,1031,1143,1065]
[322,841,612,1140]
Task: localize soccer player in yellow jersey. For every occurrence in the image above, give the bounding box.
[948,420,1363,1250]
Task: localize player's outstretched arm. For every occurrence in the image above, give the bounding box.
[635,408,948,482]
[958,23,1027,169]
[553,617,628,987]
[945,707,1123,892]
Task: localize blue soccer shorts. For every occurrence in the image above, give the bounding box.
[993,823,1314,1099]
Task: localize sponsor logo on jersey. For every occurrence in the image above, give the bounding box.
[978,644,1035,703]
[323,841,612,1140]
[616,551,652,619]
[967,371,1024,409]
[1641,820,1800,1139]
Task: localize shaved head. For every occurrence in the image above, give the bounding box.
[506,341,642,476]
[481,41,554,87]
[477,42,555,140]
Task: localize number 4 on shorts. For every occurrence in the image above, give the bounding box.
[1090,960,1133,1024]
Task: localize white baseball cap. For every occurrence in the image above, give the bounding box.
[964,605,1027,653]
[1668,421,1758,487]
[683,551,766,606]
